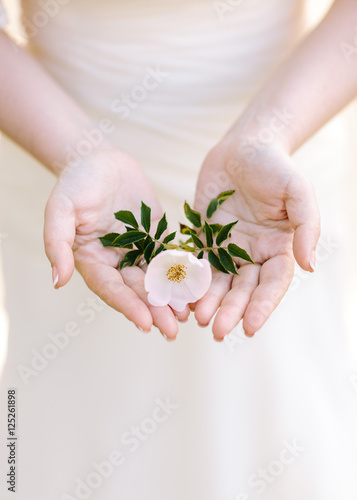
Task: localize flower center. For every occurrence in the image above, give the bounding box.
[166,264,187,283]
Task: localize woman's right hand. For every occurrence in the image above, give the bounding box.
[44,147,186,340]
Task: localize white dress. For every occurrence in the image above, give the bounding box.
[1,1,357,499]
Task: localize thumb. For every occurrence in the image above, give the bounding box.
[285,170,320,272]
[44,191,76,288]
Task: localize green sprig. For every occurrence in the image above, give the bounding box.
[99,191,254,273]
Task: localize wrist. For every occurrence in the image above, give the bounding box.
[49,121,116,177]
[223,105,297,159]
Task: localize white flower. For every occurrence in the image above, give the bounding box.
[144,250,212,312]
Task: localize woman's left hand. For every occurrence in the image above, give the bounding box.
[192,138,320,340]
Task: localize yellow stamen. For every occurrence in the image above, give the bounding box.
[166,264,187,283]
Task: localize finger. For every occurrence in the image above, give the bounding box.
[44,191,76,288]
[242,254,294,336]
[77,261,153,332]
[121,266,179,340]
[212,264,260,340]
[194,271,232,327]
[285,171,320,272]
[171,306,190,323]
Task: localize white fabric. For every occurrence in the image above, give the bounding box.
[1,1,357,499]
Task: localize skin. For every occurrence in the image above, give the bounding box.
[193,143,319,338]
[194,0,357,339]
[0,29,186,340]
[0,0,357,340]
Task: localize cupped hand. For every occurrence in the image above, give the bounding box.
[193,139,320,339]
[44,147,188,340]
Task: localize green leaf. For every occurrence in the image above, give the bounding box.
[154,213,168,240]
[210,223,223,235]
[197,250,204,259]
[217,190,235,206]
[114,210,139,229]
[134,239,145,252]
[206,191,235,219]
[143,234,152,247]
[191,234,204,249]
[112,231,147,247]
[218,248,238,274]
[208,250,228,273]
[184,202,202,228]
[227,243,254,264]
[206,198,218,219]
[216,221,238,246]
[99,233,120,247]
[144,241,155,263]
[204,221,213,248]
[141,201,151,233]
[163,231,176,244]
[119,249,142,270]
[180,224,197,236]
[154,244,165,256]
[181,243,196,252]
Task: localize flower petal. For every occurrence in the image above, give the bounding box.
[145,249,188,270]
[185,255,212,299]
[168,281,197,312]
[144,249,212,309]
[147,287,172,307]
[144,266,172,307]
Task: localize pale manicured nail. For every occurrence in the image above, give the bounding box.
[137,326,151,333]
[52,266,59,288]
[213,336,223,343]
[309,250,316,272]
[163,333,176,342]
[177,317,188,323]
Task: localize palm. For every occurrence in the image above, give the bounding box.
[44,148,185,339]
[194,143,319,338]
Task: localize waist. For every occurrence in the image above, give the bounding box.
[23,0,305,111]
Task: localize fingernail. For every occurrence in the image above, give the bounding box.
[309,250,316,272]
[162,333,176,342]
[176,316,188,323]
[52,266,59,288]
[137,326,151,333]
[213,336,223,343]
[198,323,208,328]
